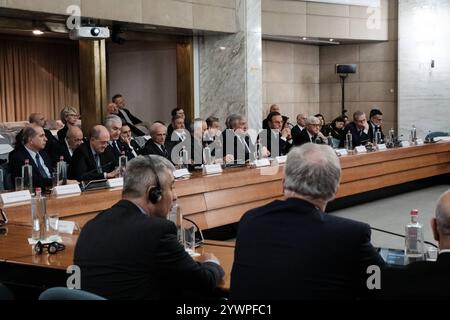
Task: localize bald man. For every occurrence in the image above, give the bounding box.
[57,126,84,166]
[142,123,169,160]
[262,104,281,129]
[381,189,450,299]
[69,125,119,182]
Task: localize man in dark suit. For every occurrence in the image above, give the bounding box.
[57,126,84,167]
[381,190,450,300]
[74,155,224,299]
[221,114,254,164]
[120,124,143,160]
[69,125,119,182]
[368,108,385,144]
[104,114,130,163]
[291,113,307,142]
[259,112,293,157]
[142,123,170,160]
[262,104,280,130]
[344,111,371,147]
[9,126,53,190]
[230,144,384,300]
[294,116,325,146]
[112,94,149,136]
[167,107,191,138]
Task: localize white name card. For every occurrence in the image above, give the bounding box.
[401,141,411,147]
[53,184,81,196]
[174,169,191,179]
[355,146,367,153]
[203,164,223,175]
[275,156,287,164]
[58,220,76,234]
[377,144,387,151]
[254,159,271,168]
[1,190,31,204]
[416,139,424,145]
[335,149,348,156]
[107,178,123,188]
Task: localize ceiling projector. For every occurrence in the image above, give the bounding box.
[69,26,110,40]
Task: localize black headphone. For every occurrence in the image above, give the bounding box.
[34,241,65,255]
[147,156,162,204]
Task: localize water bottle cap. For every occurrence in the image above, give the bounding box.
[24,159,29,164]
[35,187,42,193]
[411,209,419,215]
[60,156,64,160]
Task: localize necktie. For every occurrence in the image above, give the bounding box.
[94,154,102,173]
[113,141,120,153]
[35,153,49,178]
[161,145,167,157]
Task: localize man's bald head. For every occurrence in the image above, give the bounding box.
[89,125,110,154]
[66,126,84,151]
[436,190,450,236]
[29,113,46,128]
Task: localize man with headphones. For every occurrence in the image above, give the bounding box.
[74,155,224,300]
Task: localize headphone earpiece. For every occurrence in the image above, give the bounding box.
[148,186,162,204]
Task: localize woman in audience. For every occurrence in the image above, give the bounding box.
[57,106,80,142]
[327,116,346,148]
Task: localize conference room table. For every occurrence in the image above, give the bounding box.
[2,141,450,231]
[0,223,235,292]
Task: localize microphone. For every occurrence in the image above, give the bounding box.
[183,216,204,247]
[370,226,438,248]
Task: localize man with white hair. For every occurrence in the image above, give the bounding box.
[230,144,383,300]
[293,116,325,146]
[104,114,127,161]
[142,122,170,160]
[382,190,450,299]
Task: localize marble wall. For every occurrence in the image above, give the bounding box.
[263,41,320,123]
[398,0,450,138]
[199,0,262,130]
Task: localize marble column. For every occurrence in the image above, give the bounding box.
[199,0,262,130]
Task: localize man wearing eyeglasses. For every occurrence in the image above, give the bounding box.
[293,116,326,146]
[69,125,119,181]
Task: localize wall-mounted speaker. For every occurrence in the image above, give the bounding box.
[335,64,357,74]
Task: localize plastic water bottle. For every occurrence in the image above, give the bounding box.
[167,202,183,245]
[345,131,353,151]
[375,128,382,145]
[410,124,417,144]
[203,146,212,165]
[22,159,33,193]
[404,209,425,264]
[0,168,4,193]
[118,152,127,177]
[181,147,189,168]
[255,141,263,160]
[56,156,67,185]
[31,187,47,241]
[327,132,333,148]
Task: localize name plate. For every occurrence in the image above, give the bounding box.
[254,159,271,168]
[174,169,191,179]
[416,139,424,145]
[1,190,31,204]
[58,220,76,234]
[335,149,348,156]
[53,184,81,196]
[377,144,387,151]
[203,164,223,175]
[400,141,411,147]
[107,178,123,188]
[355,146,367,153]
[275,156,287,164]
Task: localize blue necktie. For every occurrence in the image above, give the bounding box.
[35,154,49,178]
[94,154,102,173]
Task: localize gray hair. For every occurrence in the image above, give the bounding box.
[436,190,450,236]
[225,114,242,129]
[353,111,365,121]
[306,116,320,126]
[284,144,341,202]
[123,155,175,198]
[22,126,38,145]
[104,115,122,129]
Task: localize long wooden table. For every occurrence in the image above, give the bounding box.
[2,142,450,230]
[0,224,235,291]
